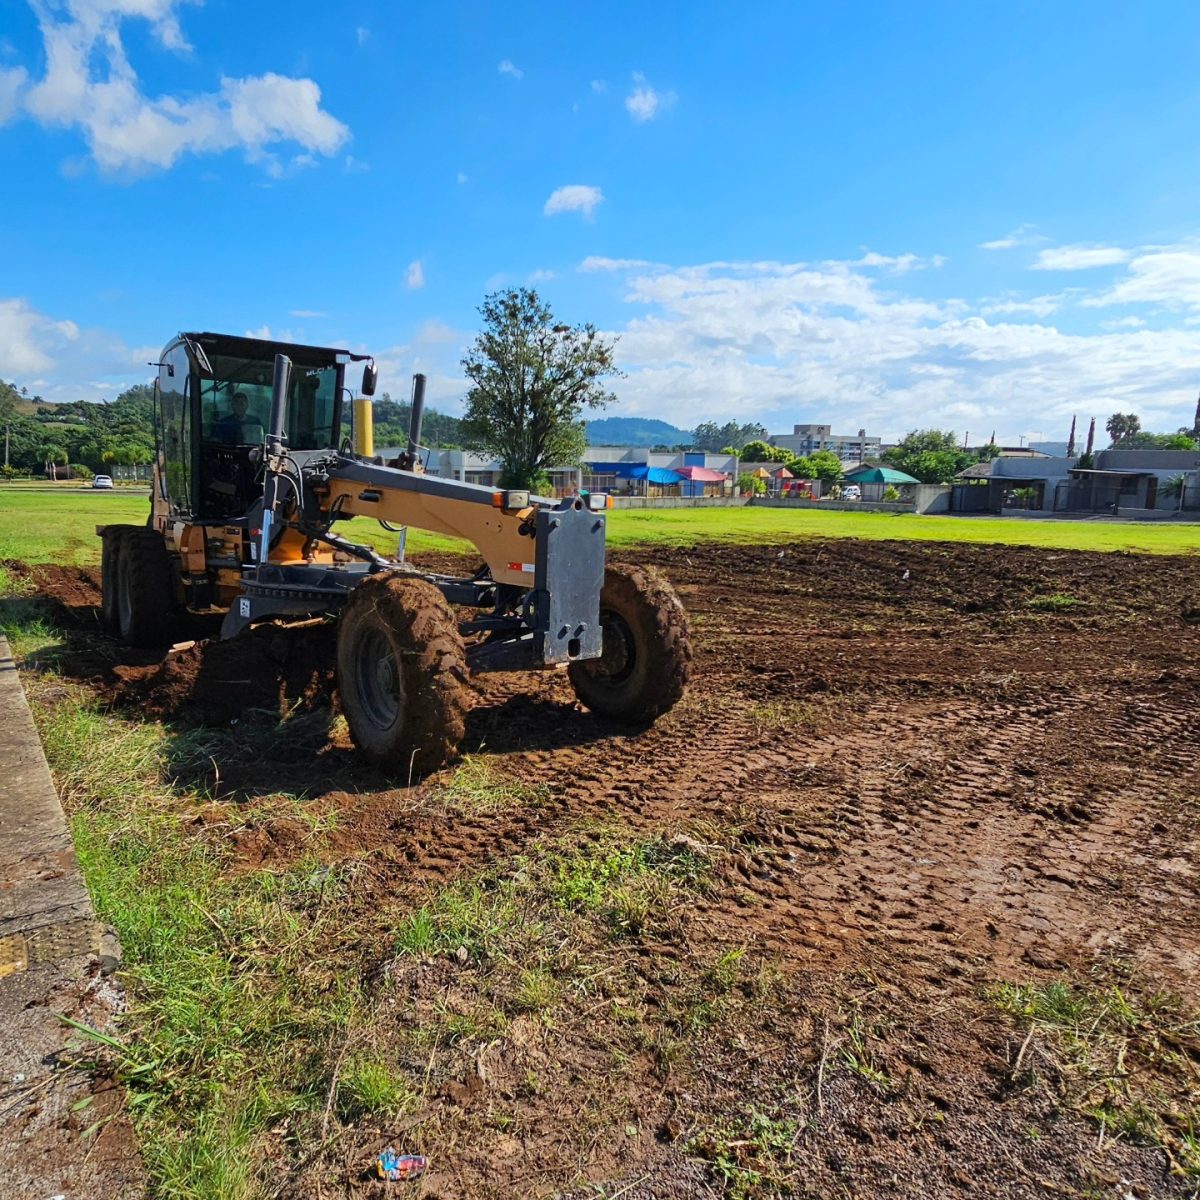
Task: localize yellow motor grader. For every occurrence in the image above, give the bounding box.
[98,332,692,770]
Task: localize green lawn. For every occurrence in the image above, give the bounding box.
[2,486,1198,566]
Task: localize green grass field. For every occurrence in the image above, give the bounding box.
[1,486,1198,565]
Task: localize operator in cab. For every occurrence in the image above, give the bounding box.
[214,391,265,444]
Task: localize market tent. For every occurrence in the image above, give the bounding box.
[753,467,771,479]
[587,462,682,484]
[674,466,728,482]
[772,466,794,479]
[843,466,920,485]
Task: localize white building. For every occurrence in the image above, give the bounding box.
[770,423,881,461]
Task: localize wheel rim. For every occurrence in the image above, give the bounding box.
[353,626,403,731]
[591,610,637,684]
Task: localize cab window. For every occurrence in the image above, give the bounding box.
[199,355,339,449]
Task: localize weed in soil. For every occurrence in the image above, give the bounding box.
[992,970,1200,1175]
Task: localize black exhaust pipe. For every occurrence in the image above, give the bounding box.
[406,373,426,465]
[267,353,292,455]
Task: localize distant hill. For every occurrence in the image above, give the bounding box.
[586,416,691,448]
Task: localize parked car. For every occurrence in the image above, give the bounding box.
[91,474,114,490]
[842,484,862,501]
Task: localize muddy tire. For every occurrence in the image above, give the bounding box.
[100,525,131,631]
[569,563,693,724]
[117,528,177,647]
[336,575,470,774]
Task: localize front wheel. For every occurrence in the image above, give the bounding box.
[336,575,470,774]
[569,564,693,724]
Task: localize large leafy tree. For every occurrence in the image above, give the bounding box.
[796,449,844,485]
[882,429,974,484]
[692,420,769,452]
[460,289,619,490]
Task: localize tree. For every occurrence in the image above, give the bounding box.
[737,472,766,496]
[1105,412,1141,446]
[881,429,973,484]
[797,449,844,486]
[692,420,769,452]
[1124,431,1198,450]
[739,439,793,464]
[460,289,619,490]
[1162,473,1189,512]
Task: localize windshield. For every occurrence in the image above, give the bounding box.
[199,353,340,449]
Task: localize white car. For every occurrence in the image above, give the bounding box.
[91,475,114,489]
[841,484,862,501]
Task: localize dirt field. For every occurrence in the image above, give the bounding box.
[10,537,1200,1199]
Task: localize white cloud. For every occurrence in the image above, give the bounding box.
[544,184,604,218]
[625,72,676,122]
[406,260,425,289]
[528,269,555,283]
[11,1,349,173]
[1083,245,1200,309]
[355,26,369,45]
[0,65,27,123]
[343,154,369,173]
[0,295,160,401]
[582,256,1200,440]
[244,325,272,340]
[498,59,523,80]
[1032,244,1130,271]
[1101,315,1146,330]
[579,256,658,272]
[590,79,606,93]
[980,294,1063,318]
[456,171,469,184]
[979,223,1042,251]
[289,310,326,318]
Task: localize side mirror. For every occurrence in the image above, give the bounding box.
[361,362,378,396]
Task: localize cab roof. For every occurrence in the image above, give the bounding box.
[179,331,370,367]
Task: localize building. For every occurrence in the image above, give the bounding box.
[379,444,739,498]
[379,448,584,494]
[953,449,1200,513]
[582,446,738,497]
[770,424,882,462]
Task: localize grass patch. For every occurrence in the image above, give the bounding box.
[336,1054,416,1121]
[5,487,1200,570]
[431,755,550,814]
[1025,592,1080,612]
[746,697,833,733]
[992,974,1200,1173]
[28,681,382,1200]
[689,1108,799,1200]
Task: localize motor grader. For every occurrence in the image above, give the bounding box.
[98,332,692,771]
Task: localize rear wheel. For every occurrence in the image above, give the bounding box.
[336,575,470,774]
[117,528,177,647]
[569,563,693,723]
[100,526,131,631]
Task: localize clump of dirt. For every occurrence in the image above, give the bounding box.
[2,558,103,614]
[110,623,338,724]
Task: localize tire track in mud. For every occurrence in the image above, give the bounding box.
[694,686,1200,987]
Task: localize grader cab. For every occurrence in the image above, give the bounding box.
[98,332,692,771]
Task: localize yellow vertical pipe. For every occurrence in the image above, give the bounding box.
[353,398,374,457]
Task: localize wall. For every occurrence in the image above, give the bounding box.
[610,495,751,509]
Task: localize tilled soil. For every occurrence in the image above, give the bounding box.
[15,537,1200,1198]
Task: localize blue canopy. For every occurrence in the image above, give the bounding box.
[587,462,682,484]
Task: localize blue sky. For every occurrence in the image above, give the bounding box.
[4,1,1200,442]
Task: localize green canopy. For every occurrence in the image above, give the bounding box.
[843,466,920,485]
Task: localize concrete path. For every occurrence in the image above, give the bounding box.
[0,634,143,1197]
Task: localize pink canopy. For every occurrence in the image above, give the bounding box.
[674,466,728,482]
